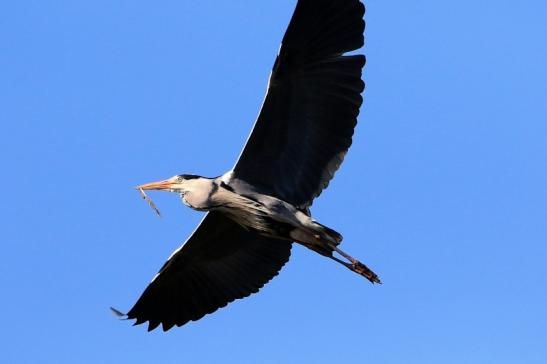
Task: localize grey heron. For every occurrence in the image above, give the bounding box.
[117,0,379,332]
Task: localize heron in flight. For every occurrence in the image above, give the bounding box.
[117,0,379,332]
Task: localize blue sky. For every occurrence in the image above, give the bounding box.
[1,1,546,363]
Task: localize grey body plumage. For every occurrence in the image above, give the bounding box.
[176,173,341,248]
[116,0,381,332]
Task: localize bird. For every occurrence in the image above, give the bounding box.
[115,0,379,332]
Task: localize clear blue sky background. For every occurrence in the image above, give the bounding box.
[1,1,546,363]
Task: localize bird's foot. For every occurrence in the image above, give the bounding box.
[351,260,382,284]
[327,244,382,284]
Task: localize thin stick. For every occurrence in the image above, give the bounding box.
[139,188,162,217]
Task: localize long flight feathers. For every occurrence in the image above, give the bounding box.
[126,213,291,331]
[233,0,366,209]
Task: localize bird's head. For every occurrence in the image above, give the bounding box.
[136,174,202,194]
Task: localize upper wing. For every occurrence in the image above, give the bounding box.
[126,212,292,331]
[233,0,366,209]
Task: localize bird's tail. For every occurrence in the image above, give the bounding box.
[312,221,343,245]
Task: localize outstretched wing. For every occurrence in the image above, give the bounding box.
[126,212,292,331]
[233,0,366,209]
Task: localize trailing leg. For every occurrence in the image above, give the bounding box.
[328,244,381,284]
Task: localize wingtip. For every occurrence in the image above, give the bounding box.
[110,307,128,319]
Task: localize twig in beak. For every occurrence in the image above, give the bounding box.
[139,188,162,217]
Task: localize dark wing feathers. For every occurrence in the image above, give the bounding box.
[126,212,291,331]
[233,0,366,208]
[125,0,365,331]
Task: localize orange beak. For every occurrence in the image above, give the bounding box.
[136,178,176,191]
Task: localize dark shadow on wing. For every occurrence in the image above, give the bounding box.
[126,212,292,331]
[233,0,366,209]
